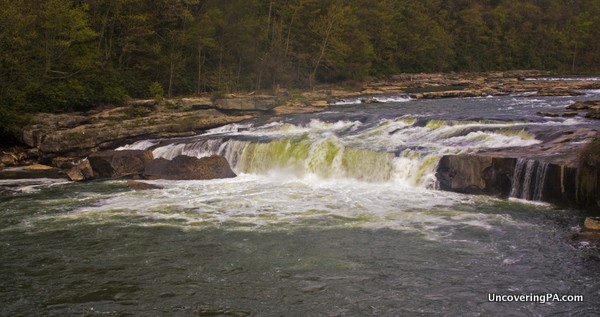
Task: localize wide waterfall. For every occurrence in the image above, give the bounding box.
[119,117,542,188]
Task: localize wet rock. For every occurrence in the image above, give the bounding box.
[88,150,154,179]
[537,111,561,117]
[577,138,600,211]
[585,108,600,119]
[360,98,381,104]
[567,100,600,110]
[66,160,94,181]
[584,217,600,231]
[144,155,236,180]
[437,129,600,209]
[562,111,578,117]
[436,155,516,197]
[126,180,163,190]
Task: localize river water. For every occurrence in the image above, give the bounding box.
[2,93,600,316]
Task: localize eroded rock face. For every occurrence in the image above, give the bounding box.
[437,155,515,197]
[436,129,600,211]
[20,108,252,158]
[88,150,154,179]
[144,155,236,180]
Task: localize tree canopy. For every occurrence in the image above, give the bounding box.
[1,0,600,132]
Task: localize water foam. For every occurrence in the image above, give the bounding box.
[24,174,523,240]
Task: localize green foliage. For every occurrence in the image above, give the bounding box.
[1,0,600,135]
[149,82,164,103]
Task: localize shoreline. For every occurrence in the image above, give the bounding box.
[1,71,599,184]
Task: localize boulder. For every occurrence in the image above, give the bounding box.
[66,160,94,181]
[88,150,154,178]
[584,217,600,231]
[126,180,164,190]
[144,155,236,180]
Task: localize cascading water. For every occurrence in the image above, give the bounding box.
[119,117,542,188]
[510,158,551,201]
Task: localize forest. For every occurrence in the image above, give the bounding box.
[1,0,600,133]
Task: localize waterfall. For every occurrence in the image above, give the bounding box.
[510,158,550,201]
[117,117,541,187]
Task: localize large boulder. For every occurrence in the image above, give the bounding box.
[88,150,154,178]
[144,155,236,180]
[66,160,94,181]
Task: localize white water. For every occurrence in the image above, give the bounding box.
[119,117,542,188]
[330,94,411,105]
[510,158,551,201]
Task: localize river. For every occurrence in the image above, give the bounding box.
[1,92,599,316]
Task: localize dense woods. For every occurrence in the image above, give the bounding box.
[1,0,600,133]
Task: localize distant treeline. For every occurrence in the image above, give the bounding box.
[1,0,599,128]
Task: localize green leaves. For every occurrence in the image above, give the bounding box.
[1,0,600,136]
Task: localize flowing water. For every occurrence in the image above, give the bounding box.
[2,93,600,316]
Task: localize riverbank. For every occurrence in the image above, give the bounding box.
[1,71,598,168]
[1,72,600,215]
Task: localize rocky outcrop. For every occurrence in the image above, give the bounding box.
[79,150,236,181]
[66,160,94,181]
[88,150,154,179]
[144,155,236,180]
[436,129,600,211]
[215,96,280,111]
[20,107,252,159]
[566,100,600,119]
[437,155,516,197]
